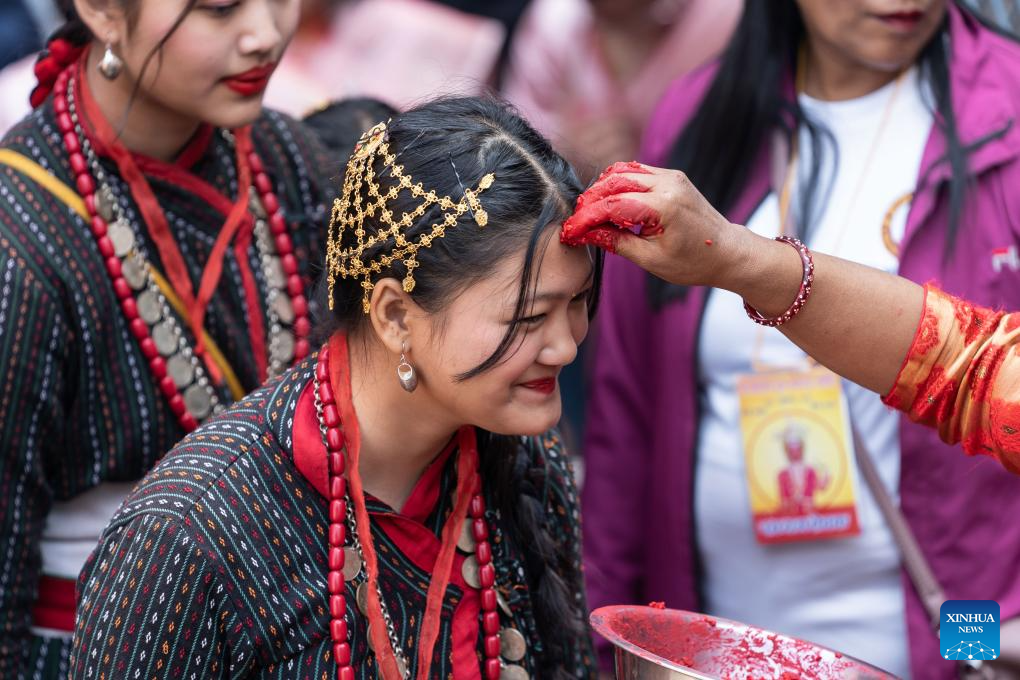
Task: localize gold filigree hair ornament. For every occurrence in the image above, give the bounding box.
[326,120,497,313]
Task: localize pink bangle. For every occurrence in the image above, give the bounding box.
[743,236,814,327]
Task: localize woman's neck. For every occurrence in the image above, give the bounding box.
[84,46,203,162]
[802,38,901,101]
[593,12,670,83]
[348,338,460,512]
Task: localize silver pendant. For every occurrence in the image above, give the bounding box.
[499,628,527,662]
[137,290,162,325]
[461,555,480,589]
[152,321,178,356]
[457,518,476,553]
[96,186,116,222]
[183,383,212,420]
[272,294,294,324]
[108,220,135,257]
[167,354,194,388]
[497,590,513,618]
[342,547,362,581]
[249,187,266,219]
[356,581,369,616]
[366,623,375,652]
[267,257,285,288]
[500,664,529,680]
[122,257,147,290]
[272,329,295,364]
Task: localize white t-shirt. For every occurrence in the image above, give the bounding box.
[694,67,933,679]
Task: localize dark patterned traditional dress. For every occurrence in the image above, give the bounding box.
[0,77,331,677]
[69,358,596,679]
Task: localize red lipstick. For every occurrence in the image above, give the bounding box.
[877,10,924,32]
[222,63,276,97]
[519,378,557,395]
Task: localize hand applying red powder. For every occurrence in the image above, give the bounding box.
[561,162,745,289]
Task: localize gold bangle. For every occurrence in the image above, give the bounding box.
[881,191,913,258]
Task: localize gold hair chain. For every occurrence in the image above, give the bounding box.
[326,121,496,313]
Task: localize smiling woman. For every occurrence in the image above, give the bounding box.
[69,96,601,680]
[0,0,331,677]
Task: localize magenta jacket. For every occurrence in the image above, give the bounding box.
[582,6,1020,679]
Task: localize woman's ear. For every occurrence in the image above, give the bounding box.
[73,0,127,46]
[368,278,417,355]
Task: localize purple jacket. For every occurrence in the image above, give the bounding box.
[582,6,1020,679]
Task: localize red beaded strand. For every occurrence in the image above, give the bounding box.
[246,150,312,361]
[317,345,356,680]
[53,66,310,433]
[470,478,503,680]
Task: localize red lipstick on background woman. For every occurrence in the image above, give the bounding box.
[519,377,557,395]
[876,10,924,32]
[222,63,276,96]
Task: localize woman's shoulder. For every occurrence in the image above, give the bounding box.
[952,7,1020,110]
[981,28,1020,99]
[0,105,81,293]
[955,4,1020,69]
[0,105,74,191]
[104,359,316,532]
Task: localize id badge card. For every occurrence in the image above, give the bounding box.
[736,366,861,544]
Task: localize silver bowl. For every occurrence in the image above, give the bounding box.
[590,606,900,680]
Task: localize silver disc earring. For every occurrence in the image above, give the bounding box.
[396,343,417,393]
[98,43,123,80]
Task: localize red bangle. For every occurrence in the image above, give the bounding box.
[743,236,814,327]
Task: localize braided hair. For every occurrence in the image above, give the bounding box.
[313,95,600,676]
[478,431,588,679]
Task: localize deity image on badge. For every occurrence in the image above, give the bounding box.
[776,421,830,515]
[737,368,862,544]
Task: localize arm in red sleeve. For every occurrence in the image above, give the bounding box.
[884,285,1020,472]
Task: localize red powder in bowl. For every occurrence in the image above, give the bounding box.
[590,606,895,680]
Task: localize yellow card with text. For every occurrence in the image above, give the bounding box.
[737,367,861,544]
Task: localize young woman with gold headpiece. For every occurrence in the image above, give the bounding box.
[70,97,600,680]
[0,1,329,675]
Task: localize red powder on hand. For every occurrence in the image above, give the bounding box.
[648,601,666,610]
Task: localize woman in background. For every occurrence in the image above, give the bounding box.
[582,1,1020,677]
[502,0,740,180]
[0,0,329,675]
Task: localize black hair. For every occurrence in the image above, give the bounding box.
[313,95,599,677]
[655,0,992,307]
[302,97,399,162]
